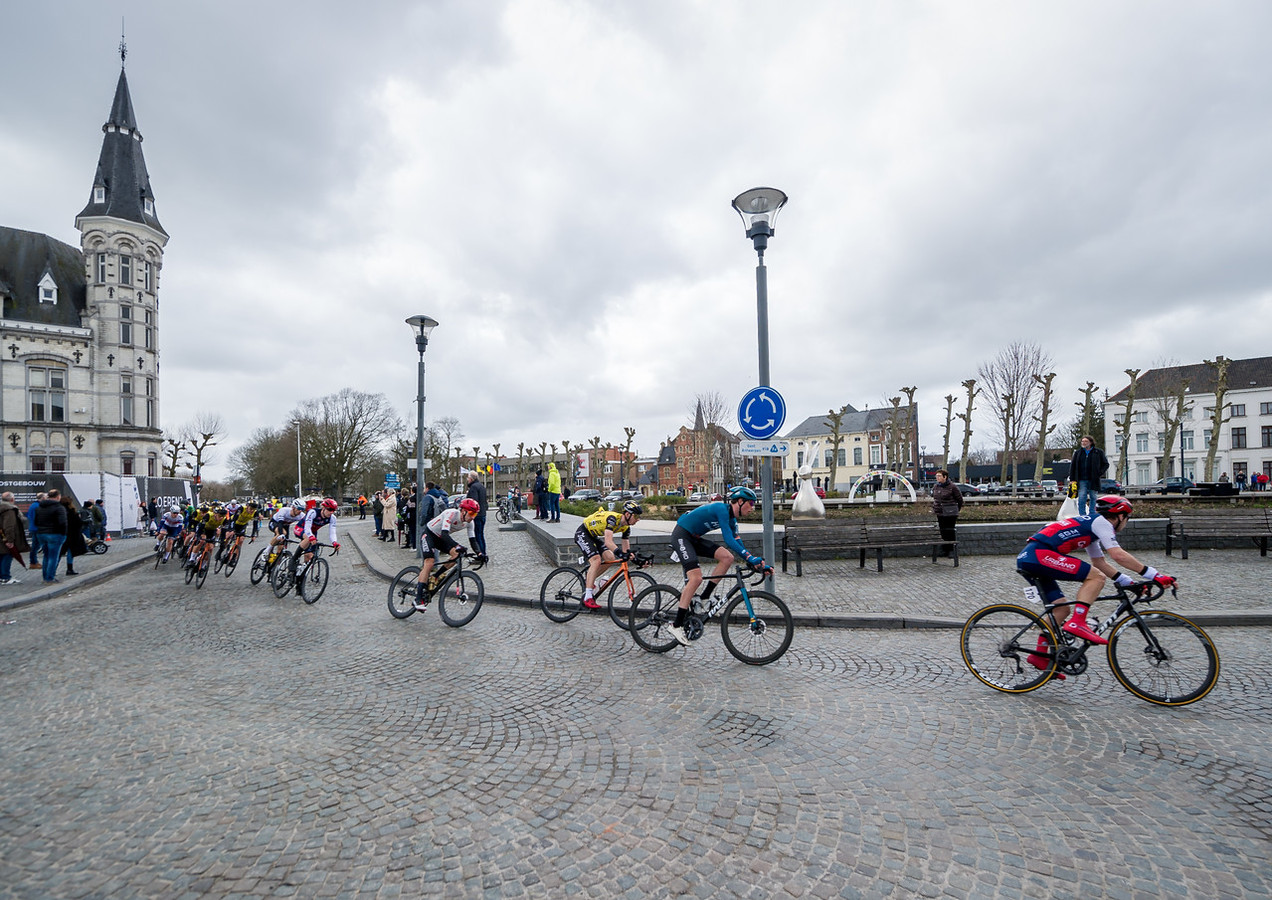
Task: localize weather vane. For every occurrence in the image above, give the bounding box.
[119,18,127,65]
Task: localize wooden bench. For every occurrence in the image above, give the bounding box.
[782,518,957,575]
[1166,508,1272,559]
[862,521,958,572]
[782,518,869,576]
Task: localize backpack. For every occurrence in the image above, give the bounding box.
[78,506,94,527]
[418,492,436,525]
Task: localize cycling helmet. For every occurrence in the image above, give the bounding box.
[1095,495,1133,517]
[169,504,180,513]
[321,498,338,511]
[728,486,758,503]
[290,499,306,511]
[622,500,644,516]
[459,498,480,514]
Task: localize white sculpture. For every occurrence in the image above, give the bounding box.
[791,439,826,519]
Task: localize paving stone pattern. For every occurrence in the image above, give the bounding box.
[0,525,1269,898]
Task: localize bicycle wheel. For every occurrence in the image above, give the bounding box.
[196,552,211,589]
[628,584,681,653]
[249,547,271,585]
[184,553,198,585]
[960,604,1058,693]
[539,567,585,623]
[388,565,422,619]
[607,570,656,631]
[720,590,794,665]
[213,546,226,574]
[496,508,510,525]
[223,546,240,577]
[270,553,295,598]
[439,572,484,627]
[299,557,330,604]
[154,546,163,570]
[1107,611,1219,706]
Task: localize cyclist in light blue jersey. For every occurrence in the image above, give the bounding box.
[668,486,770,646]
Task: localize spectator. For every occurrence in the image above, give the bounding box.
[403,487,418,550]
[546,462,562,523]
[78,500,95,539]
[929,469,963,558]
[147,496,159,530]
[466,471,489,556]
[533,469,548,520]
[0,491,31,584]
[1069,435,1109,517]
[27,494,44,571]
[91,499,106,540]
[60,495,88,576]
[33,489,68,583]
[1235,471,1247,492]
[381,489,397,543]
[372,491,384,536]
[357,495,367,520]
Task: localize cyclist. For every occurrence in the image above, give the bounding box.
[265,499,308,564]
[669,485,770,647]
[223,501,259,565]
[574,501,643,609]
[291,498,341,573]
[1016,495,1176,668]
[412,497,482,611]
[189,504,227,569]
[156,504,185,562]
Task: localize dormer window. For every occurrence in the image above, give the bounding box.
[37,272,58,305]
[94,186,106,203]
[143,198,154,216]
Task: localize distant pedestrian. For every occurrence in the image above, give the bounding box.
[929,469,963,558]
[358,495,367,520]
[533,470,548,520]
[0,491,31,584]
[466,471,489,557]
[372,491,385,536]
[91,499,106,539]
[381,490,397,543]
[546,462,562,523]
[1069,435,1109,516]
[60,495,88,576]
[27,493,45,571]
[33,489,68,583]
[1235,471,1247,492]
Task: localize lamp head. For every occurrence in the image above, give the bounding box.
[406,315,439,351]
[732,187,788,248]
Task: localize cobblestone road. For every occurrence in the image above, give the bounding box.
[0,526,1269,898]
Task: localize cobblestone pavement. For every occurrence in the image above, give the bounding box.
[0,534,155,611]
[352,516,1272,624]
[0,530,1269,898]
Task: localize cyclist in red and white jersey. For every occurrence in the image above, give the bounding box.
[291,498,340,572]
[1017,495,1175,646]
[412,497,482,611]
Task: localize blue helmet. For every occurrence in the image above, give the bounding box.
[728,486,758,503]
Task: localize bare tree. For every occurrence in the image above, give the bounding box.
[825,404,850,493]
[587,436,602,490]
[1156,380,1191,480]
[161,435,189,478]
[291,389,401,499]
[898,386,918,479]
[1032,372,1057,483]
[978,342,1053,491]
[941,394,955,470]
[689,391,730,430]
[181,412,225,480]
[883,396,902,470]
[1112,369,1141,483]
[230,425,300,496]
[621,427,637,490]
[957,379,980,484]
[1076,381,1100,445]
[491,443,501,496]
[1202,355,1232,482]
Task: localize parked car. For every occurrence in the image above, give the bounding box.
[1013,480,1043,494]
[569,488,603,504]
[688,492,710,502]
[1145,477,1194,495]
[1040,480,1059,496]
[953,483,982,496]
[1099,478,1124,495]
[790,487,827,499]
[664,488,684,497]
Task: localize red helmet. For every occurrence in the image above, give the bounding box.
[321,498,338,511]
[1095,495,1133,517]
[459,498,480,514]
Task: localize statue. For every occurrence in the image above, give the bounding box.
[791,439,826,519]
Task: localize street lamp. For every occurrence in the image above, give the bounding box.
[732,187,788,588]
[406,314,439,561]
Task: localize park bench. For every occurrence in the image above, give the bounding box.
[782,518,957,575]
[1165,508,1272,560]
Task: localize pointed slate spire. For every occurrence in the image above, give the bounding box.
[694,401,706,431]
[77,67,166,236]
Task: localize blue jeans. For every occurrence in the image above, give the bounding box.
[548,494,560,520]
[472,514,487,556]
[0,554,12,580]
[37,533,65,582]
[1076,480,1097,516]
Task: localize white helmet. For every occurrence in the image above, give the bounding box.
[169,504,180,513]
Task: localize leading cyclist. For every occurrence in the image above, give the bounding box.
[1016,495,1176,666]
[669,486,769,647]
[574,500,643,609]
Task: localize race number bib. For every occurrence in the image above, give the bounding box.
[1022,585,1042,605]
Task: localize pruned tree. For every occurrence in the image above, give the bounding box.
[978,342,1053,492]
[825,404,850,493]
[1156,379,1191,480]
[538,441,548,473]
[1032,372,1057,483]
[1202,355,1232,482]
[491,443,501,496]
[941,394,955,470]
[957,379,980,484]
[898,386,918,479]
[290,389,401,499]
[621,427,637,490]
[883,396,903,470]
[181,411,225,477]
[1113,369,1141,483]
[161,435,189,478]
[1076,381,1100,445]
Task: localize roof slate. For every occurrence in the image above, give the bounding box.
[0,227,88,327]
[1107,357,1272,402]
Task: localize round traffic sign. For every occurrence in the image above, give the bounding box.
[738,387,786,440]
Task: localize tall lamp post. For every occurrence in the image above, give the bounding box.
[732,187,787,588]
[406,314,439,561]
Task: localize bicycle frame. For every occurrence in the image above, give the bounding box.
[696,564,767,623]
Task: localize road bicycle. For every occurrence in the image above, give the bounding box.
[387,550,486,627]
[539,552,656,630]
[628,563,794,665]
[183,535,214,589]
[960,578,1219,706]
[270,542,336,604]
[217,532,247,578]
[495,497,516,525]
[249,536,291,586]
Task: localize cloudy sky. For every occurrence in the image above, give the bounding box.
[5,1,1271,480]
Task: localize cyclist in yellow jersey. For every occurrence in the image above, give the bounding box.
[574,501,642,609]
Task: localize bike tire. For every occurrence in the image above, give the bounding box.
[184,554,197,585]
[154,547,163,570]
[607,570,656,631]
[439,572,484,627]
[223,547,239,577]
[1107,610,1219,706]
[496,509,510,525]
[388,565,421,619]
[213,547,225,574]
[300,558,330,604]
[249,547,271,585]
[720,589,794,665]
[628,584,681,653]
[270,553,295,598]
[539,567,585,623]
[960,604,1058,693]
[196,553,211,589]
